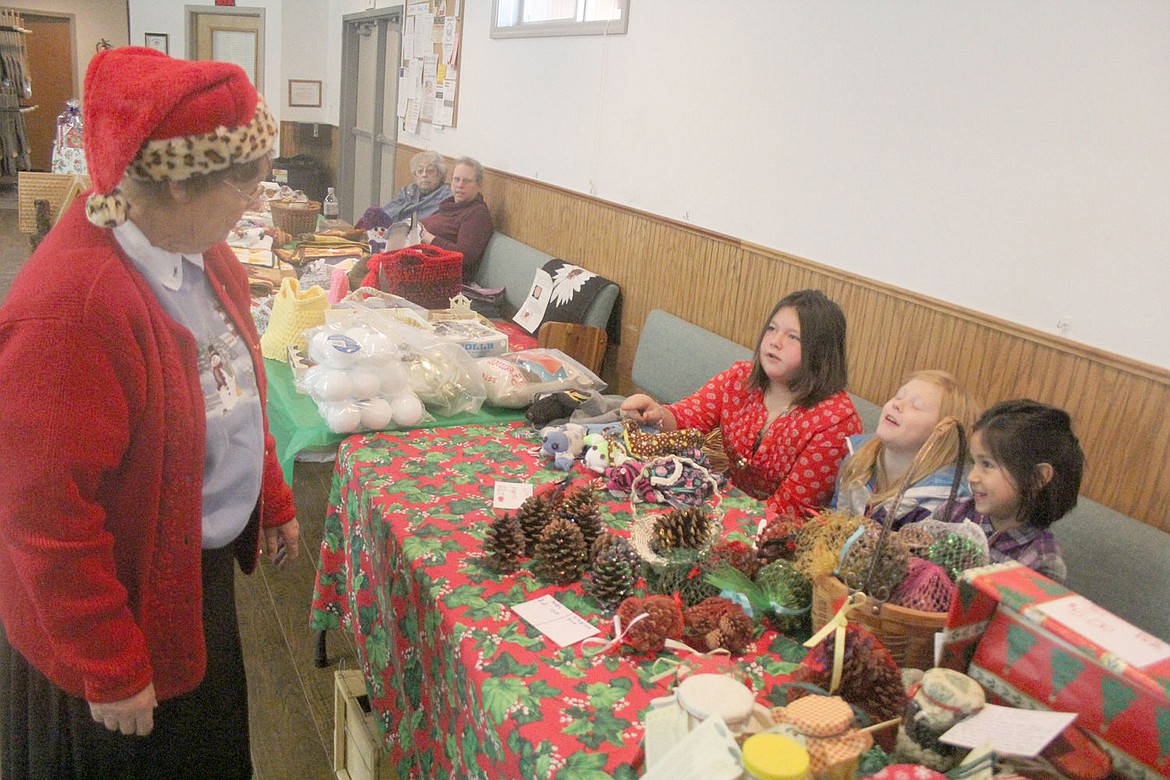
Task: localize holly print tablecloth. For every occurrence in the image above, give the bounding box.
[310,422,806,779]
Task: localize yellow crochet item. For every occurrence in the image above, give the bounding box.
[260,277,329,362]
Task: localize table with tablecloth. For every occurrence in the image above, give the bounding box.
[309,420,808,779]
[264,320,537,484]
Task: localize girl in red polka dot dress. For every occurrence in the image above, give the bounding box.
[621,290,862,520]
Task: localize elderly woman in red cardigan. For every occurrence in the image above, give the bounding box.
[621,290,862,520]
[0,48,299,779]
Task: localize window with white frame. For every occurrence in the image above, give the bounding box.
[491,0,628,38]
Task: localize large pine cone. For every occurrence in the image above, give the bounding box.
[652,506,714,553]
[561,482,605,548]
[516,492,559,556]
[585,547,637,612]
[791,624,906,727]
[483,512,526,573]
[532,516,589,585]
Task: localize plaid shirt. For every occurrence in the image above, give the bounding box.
[945,498,1067,584]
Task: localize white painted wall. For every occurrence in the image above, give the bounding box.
[124,1,1170,369]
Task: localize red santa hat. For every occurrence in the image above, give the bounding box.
[82,46,277,228]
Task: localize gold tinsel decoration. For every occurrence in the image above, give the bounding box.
[792,509,866,580]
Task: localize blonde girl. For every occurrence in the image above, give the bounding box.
[833,370,980,528]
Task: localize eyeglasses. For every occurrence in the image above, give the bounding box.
[222,179,265,208]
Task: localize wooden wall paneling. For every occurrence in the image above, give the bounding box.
[393,145,1170,530]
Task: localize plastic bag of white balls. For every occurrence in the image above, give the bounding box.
[477,348,605,409]
[299,320,429,434]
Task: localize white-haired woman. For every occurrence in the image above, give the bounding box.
[356,149,452,228]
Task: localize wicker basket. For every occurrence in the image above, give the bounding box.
[811,574,947,670]
[17,172,91,233]
[269,199,321,237]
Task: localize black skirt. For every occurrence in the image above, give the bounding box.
[1,544,251,780]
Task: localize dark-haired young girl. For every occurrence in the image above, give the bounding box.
[942,399,1084,583]
[620,290,862,519]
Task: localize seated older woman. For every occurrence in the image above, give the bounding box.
[355,150,451,229]
[419,156,494,281]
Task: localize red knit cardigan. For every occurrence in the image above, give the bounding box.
[0,198,295,704]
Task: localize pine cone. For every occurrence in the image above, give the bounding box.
[483,512,526,573]
[838,523,910,597]
[615,594,684,654]
[754,560,812,634]
[592,532,642,576]
[756,513,804,564]
[684,597,754,654]
[646,549,718,607]
[702,540,761,580]
[560,482,605,548]
[652,506,714,553]
[516,492,559,556]
[532,517,589,585]
[585,547,637,612]
[792,624,906,727]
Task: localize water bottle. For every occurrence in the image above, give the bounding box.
[322,187,339,219]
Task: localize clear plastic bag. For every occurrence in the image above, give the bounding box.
[477,348,606,409]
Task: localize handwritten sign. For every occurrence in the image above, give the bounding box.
[510,595,600,648]
[1035,595,1170,668]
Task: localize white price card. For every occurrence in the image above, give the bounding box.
[940,703,1077,757]
[510,595,600,648]
[492,481,533,511]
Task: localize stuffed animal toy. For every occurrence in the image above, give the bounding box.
[540,423,587,471]
[582,433,627,473]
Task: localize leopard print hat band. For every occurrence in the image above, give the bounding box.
[82,46,278,229]
[84,95,276,229]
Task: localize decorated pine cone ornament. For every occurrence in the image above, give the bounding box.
[645,548,720,607]
[591,532,642,576]
[895,523,938,556]
[585,546,638,612]
[651,505,716,554]
[889,557,955,613]
[614,594,684,655]
[791,624,907,728]
[482,512,527,573]
[620,419,730,472]
[559,480,604,548]
[924,533,988,583]
[756,511,804,564]
[515,491,560,556]
[532,516,589,585]
[683,596,755,654]
[837,521,911,599]
[702,540,761,580]
[792,509,866,580]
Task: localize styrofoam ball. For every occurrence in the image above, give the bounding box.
[359,397,394,430]
[310,368,354,402]
[319,401,361,434]
[308,331,363,369]
[346,326,397,362]
[390,394,425,426]
[348,368,382,400]
[378,361,409,394]
[299,364,329,395]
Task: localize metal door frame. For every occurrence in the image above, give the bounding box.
[339,6,402,223]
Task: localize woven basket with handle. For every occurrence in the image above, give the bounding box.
[269,200,320,237]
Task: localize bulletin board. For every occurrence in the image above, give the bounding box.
[398,0,463,132]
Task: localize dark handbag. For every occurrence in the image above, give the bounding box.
[362,244,463,309]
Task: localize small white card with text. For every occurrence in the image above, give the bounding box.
[940,703,1077,757]
[493,481,534,511]
[510,595,600,648]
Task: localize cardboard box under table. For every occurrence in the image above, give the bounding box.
[939,561,1170,778]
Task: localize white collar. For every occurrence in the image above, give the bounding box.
[113,219,204,292]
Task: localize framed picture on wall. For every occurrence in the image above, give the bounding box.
[288,79,322,108]
[144,33,168,54]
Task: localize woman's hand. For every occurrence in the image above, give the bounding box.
[620,394,677,429]
[265,518,301,569]
[419,227,434,243]
[90,682,157,736]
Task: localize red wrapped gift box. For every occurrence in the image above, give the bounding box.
[939,562,1170,779]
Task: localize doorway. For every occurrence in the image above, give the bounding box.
[187,7,265,90]
[22,13,75,172]
[338,8,401,223]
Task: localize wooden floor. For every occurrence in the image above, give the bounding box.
[0,181,359,779]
